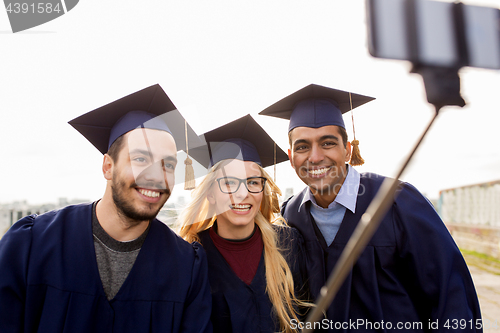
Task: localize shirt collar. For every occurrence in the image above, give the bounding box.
[298,165,360,213]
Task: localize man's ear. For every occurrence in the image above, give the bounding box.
[345,141,352,163]
[288,149,294,168]
[102,154,114,180]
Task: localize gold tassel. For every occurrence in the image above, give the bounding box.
[184,120,196,190]
[184,155,196,190]
[349,139,364,166]
[348,92,365,166]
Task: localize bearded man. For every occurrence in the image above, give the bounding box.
[0,85,212,333]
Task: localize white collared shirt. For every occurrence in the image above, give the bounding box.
[298,165,360,246]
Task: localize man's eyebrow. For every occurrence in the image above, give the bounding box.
[129,149,177,164]
[163,155,178,164]
[292,135,339,146]
[319,135,339,141]
[292,138,310,147]
[129,149,153,157]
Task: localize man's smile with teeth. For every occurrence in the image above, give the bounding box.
[309,167,330,175]
[138,189,161,198]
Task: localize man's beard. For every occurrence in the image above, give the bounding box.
[111,177,169,223]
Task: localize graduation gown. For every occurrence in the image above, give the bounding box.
[198,224,307,333]
[0,203,212,333]
[282,173,482,332]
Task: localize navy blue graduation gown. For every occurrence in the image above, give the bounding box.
[282,173,482,332]
[0,203,212,333]
[198,224,307,333]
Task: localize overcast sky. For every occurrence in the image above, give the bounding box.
[1,0,499,207]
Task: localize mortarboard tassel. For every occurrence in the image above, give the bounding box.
[184,156,195,190]
[349,92,365,166]
[184,120,196,190]
[350,139,364,166]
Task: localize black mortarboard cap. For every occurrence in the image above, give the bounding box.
[68,84,201,154]
[258,84,375,132]
[187,114,288,169]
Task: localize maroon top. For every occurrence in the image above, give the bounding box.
[209,225,263,285]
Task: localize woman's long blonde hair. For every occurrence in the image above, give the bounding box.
[178,159,305,333]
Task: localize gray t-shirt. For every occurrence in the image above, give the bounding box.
[92,202,150,300]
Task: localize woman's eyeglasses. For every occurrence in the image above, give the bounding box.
[216,176,267,194]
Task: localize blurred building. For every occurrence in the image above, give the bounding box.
[156,202,179,228]
[438,180,500,259]
[439,180,500,227]
[0,198,89,238]
[155,196,187,229]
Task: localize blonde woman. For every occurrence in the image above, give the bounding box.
[178,115,309,333]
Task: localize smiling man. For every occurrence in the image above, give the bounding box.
[260,84,482,332]
[97,118,178,242]
[288,123,352,209]
[0,85,212,333]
